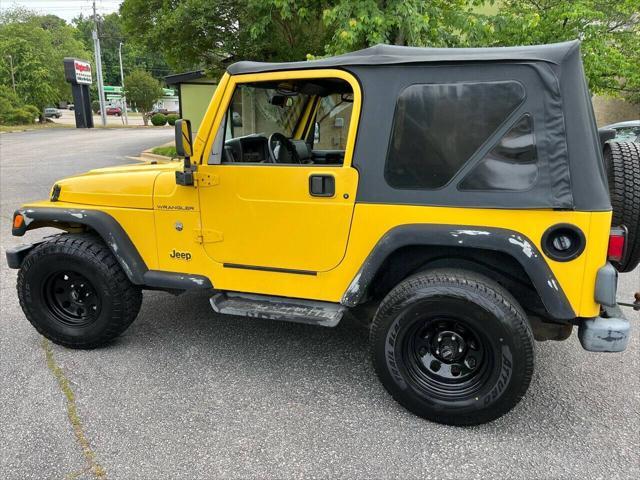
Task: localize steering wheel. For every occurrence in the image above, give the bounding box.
[267,132,300,164]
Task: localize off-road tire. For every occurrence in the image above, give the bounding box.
[605,141,640,272]
[370,269,534,426]
[17,233,142,349]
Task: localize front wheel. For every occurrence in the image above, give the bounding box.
[17,234,142,349]
[370,269,534,426]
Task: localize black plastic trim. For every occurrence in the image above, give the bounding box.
[50,184,61,202]
[143,270,213,290]
[341,224,576,320]
[5,243,40,269]
[12,207,148,284]
[223,263,317,276]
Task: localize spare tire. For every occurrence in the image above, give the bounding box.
[604,141,640,272]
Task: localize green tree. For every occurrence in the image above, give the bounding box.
[120,0,245,73]
[244,1,331,62]
[0,9,90,119]
[322,0,479,54]
[73,12,171,85]
[473,0,640,101]
[124,69,164,125]
[120,0,332,72]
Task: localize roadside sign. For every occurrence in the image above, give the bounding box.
[63,58,92,85]
[74,60,92,84]
[63,58,94,128]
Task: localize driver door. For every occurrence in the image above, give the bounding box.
[197,70,360,273]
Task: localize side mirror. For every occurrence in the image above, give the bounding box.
[175,119,193,159]
[175,119,195,186]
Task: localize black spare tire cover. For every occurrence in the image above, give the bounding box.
[604,141,640,273]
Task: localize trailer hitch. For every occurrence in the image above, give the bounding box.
[618,292,640,311]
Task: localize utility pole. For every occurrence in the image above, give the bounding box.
[7,55,16,93]
[118,42,129,125]
[92,0,107,126]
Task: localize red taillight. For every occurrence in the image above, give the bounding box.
[607,227,626,262]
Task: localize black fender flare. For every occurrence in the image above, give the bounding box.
[341,224,576,320]
[11,207,212,291]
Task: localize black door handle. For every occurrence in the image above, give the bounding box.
[309,174,335,197]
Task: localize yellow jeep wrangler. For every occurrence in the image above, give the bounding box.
[7,41,639,426]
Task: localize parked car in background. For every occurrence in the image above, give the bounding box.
[151,107,178,115]
[43,108,61,119]
[68,104,74,111]
[602,120,640,142]
[106,106,122,116]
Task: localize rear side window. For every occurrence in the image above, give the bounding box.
[385,81,525,189]
[459,114,538,191]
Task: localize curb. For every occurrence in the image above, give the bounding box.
[137,149,175,162]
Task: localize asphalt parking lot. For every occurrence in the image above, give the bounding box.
[1,128,638,479]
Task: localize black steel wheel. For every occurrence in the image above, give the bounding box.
[403,312,493,400]
[17,233,142,349]
[43,270,101,326]
[370,269,534,426]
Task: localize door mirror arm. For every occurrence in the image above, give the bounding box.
[175,119,196,186]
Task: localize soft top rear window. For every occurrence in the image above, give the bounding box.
[385,81,525,190]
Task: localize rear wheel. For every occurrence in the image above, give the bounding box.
[370,269,534,426]
[17,233,142,349]
[605,141,640,272]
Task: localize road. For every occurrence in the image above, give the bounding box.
[1,128,638,479]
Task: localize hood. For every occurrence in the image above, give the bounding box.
[53,161,179,209]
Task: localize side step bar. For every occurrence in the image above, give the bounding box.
[210,292,345,327]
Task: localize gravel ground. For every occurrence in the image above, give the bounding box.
[1,128,638,479]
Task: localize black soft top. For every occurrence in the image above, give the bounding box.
[227,41,610,212]
[227,41,578,75]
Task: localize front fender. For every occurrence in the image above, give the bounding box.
[12,207,147,284]
[10,207,213,292]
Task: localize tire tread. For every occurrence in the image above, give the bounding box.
[370,268,534,426]
[17,233,142,349]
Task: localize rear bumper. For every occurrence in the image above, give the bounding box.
[578,303,630,352]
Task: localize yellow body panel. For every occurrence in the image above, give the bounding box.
[52,162,178,210]
[198,165,358,271]
[194,205,608,318]
[152,171,210,274]
[21,201,608,319]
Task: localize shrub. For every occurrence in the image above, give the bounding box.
[166,114,179,126]
[150,113,167,126]
[24,105,40,119]
[0,86,38,125]
[4,108,37,125]
[152,146,177,157]
[91,100,100,113]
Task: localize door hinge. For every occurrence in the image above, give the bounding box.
[195,172,219,187]
[194,229,223,244]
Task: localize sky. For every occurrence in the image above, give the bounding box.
[0,0,123,22]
